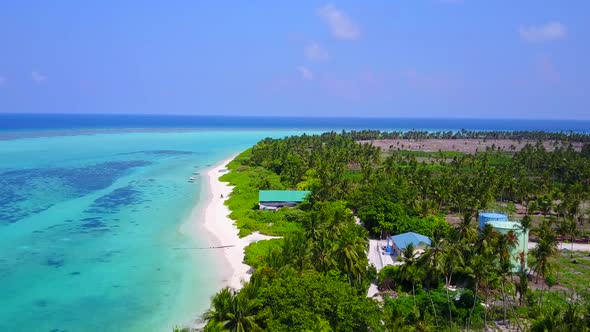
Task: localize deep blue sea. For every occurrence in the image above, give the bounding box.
[1,113,589,134]
[0,113,587,332]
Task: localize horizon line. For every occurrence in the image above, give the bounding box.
[1,112,590,122]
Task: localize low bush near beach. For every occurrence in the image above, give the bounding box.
[244,238,283,268]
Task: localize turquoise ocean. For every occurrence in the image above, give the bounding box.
[1,114,588,331]
[0,130,303,332]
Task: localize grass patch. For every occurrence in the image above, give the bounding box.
[486,152,513,166]
[555,250,590,292]
[244,238,284,268]
[220,149,305,237]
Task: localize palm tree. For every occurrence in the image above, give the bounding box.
[335,227,369,286]
[398,243,422,307]
[466,252,495,331]
[203,288,232,329]
[531,220,558,284]
[303,212,324,242]
[323,205,352,240]
[467,225,499,331]
[418,230,444,288]
[518,215,532,270]
[203,323,225,332]
[417,231,445,329]
[537,194,553,220]
[281,232,309,272]
[262,246,285,271]
[310,233,337,272]
[515,269,528,307]
[440,234,464,328]
[496,232,518,326]
[560,217,578,257]
[457,215,477,245]
[202,285,262,332]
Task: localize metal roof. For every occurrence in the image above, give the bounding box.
[486,221,522,230]
[259,190,311,203]
[479,212,508,219]
[390,232,431,250]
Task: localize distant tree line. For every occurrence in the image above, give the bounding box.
[334,129,590,142]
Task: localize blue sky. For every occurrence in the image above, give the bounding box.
[0,1,588,119]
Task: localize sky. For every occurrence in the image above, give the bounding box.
[0,1,589,119]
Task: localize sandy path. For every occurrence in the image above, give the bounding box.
[528,241,590,252]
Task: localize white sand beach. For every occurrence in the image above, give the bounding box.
[200,156,279,290]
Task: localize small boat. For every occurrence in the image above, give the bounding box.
[192,172,200,175]
[188,177,196,182]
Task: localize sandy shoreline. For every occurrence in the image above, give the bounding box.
[198,155,278,291]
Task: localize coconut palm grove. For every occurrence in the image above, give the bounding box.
[181,130,590,331]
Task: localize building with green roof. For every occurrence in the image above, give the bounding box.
[258,190,311,210]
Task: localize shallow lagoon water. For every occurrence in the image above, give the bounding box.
[0,130,300,331]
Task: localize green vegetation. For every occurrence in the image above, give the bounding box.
[220,150,305,237]
[556,251,590,293]
[243,238,283,268]
[192,130,590,331]
[254,271,381,331]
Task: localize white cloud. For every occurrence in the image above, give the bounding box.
[32,71,48,83]
[519,22,566,43]
[317,4,360,40]
[304,42,329,61]
[297,66,314,80]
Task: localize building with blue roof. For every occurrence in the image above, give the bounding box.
[385,232,432,256]
[478,212,508,230]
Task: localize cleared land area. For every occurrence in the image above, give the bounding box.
[360,138,583,154]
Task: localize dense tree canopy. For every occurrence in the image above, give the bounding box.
[254,271,381,331]
[194,130,590,331]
